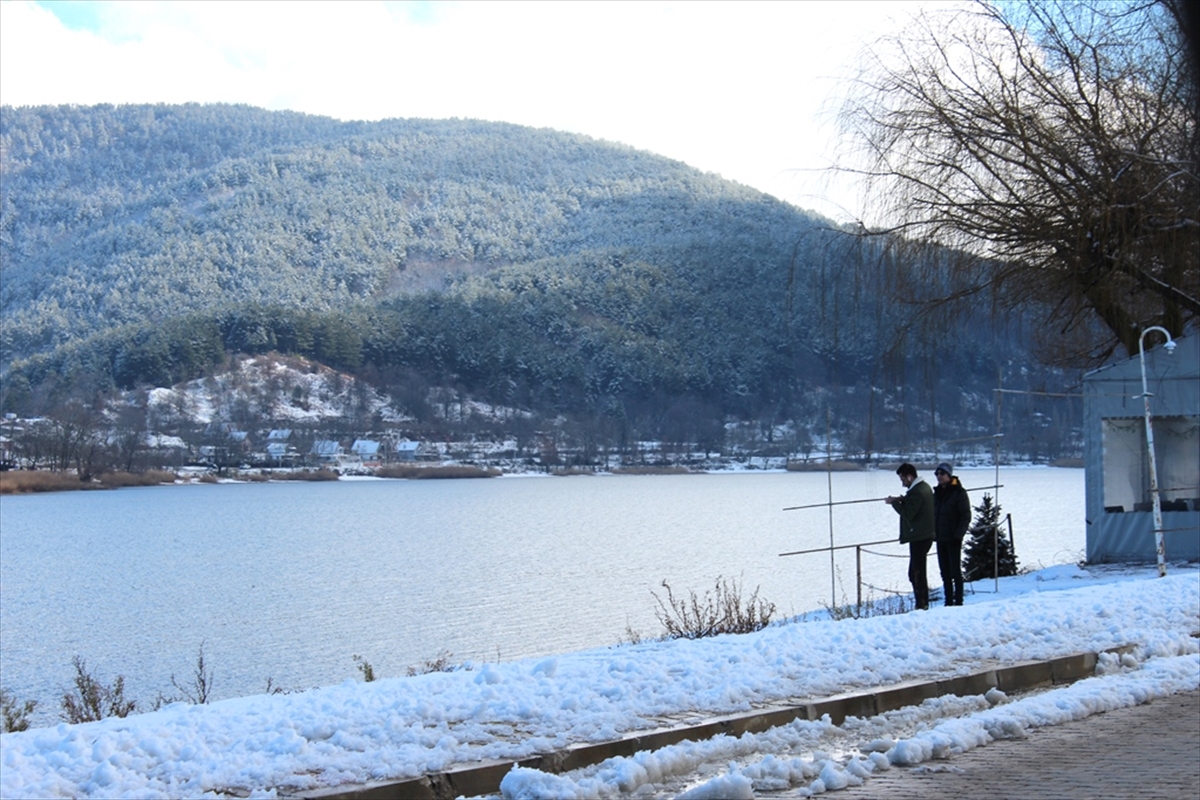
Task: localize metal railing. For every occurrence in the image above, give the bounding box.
[779,507,1017,614]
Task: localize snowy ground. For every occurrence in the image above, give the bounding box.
[2,563,1197,799]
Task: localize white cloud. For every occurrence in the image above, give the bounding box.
[1,0,938,221]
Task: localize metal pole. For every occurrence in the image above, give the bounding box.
[856,545,862,615]
[995,367,1002,531]
[784,484,1003,511]
[1139,326,1174,578]
[827,408,836,609]
[992,520,999,593]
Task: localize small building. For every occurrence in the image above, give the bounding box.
[229,430,251,454]
[310,440,343,464]
[395,439,422,462]
[351,440,381,459]
[267,429,292,442]
[1082,333,1199,563]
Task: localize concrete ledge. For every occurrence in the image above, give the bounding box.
[438,760,531,799]
[937,670,999,699]
[1050,652,1097,683]
[293,649,1111,800]
[724,705,809,736]
[302,777,435,800]
[807,689,877,725]
[995,659,1055,692]
[873,679,947,714]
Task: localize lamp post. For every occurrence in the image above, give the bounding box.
[1139,326,1176,578]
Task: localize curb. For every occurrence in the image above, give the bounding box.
[294,648,1127,800]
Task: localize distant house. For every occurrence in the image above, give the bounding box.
[268,429,292,442]
[351,440,381,459]
[0,434,14,470]
[1,414,16,468]
[310,440,343,464]
[266,442,289,463]
[1082,333,1199,563]
[396,439,422,462]
[229,430,251,453]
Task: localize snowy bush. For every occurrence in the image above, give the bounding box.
[1,689,37,733]
[653,576,776,640]
[60,657,136,723]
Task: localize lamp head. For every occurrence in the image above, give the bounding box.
[1164,340,1177,353]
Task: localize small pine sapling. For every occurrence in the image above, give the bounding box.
[962,493,1019,582]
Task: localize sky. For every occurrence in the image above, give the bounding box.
[1,563,1196,798]
[0,0,940,222]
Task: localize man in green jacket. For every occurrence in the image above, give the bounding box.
[885,462,935,610]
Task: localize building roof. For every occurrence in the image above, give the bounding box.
[1083,332,1199,383]
[351,440,380,456]
[310,440,341,456]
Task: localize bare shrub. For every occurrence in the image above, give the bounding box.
[96,470,177,488]
[0,471,101,494]
[821,593,914,620]
[611,466,692,475]
[653,576,776,640]
[621,624,646,646]
[375,465,500,479]
[273,469,339,482]
[169,643,214,704]
[1,688,37,732]
[352,655,376,682]
[406,650,458,676]
[60,656,136,723]
[263,677,302,695]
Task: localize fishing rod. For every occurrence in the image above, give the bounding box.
[782,484,1003,512]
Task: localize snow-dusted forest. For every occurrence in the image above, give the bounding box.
[0,104,1080,467]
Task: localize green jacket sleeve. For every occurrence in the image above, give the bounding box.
[894,480,935,543]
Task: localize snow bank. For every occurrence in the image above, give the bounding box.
[2,567,1197,799]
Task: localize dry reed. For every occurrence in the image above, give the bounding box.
[374,464,500,479]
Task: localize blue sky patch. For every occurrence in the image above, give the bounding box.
[37,1,104,33]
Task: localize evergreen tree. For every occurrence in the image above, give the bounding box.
[962,493,1018,582]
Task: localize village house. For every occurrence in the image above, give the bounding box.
[309,439,343,466]
[395,439,422,462]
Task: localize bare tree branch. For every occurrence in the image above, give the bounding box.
[836,0,1198,365]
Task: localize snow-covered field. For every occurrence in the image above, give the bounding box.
[2,563,1197,799]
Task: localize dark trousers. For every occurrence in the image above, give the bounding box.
[937,536,964,606]
[908,538,933,610]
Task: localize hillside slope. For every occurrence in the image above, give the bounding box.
[1,104,817,362]
[0,104,1076,457]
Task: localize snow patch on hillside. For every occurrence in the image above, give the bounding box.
[144,355,411,426]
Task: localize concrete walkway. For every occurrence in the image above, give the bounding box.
[827,689,1200,800]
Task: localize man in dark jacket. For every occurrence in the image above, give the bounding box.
[886,462,935,610]
[933,462,971,606]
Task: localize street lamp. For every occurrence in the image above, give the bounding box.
[1139,326,1176,578]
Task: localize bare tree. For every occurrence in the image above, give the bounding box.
[838,0,1198,365]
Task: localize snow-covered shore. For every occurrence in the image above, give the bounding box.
[2,563,1197,799]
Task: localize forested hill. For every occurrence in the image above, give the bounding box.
[1,103,811,360]
[0,103,1075,458]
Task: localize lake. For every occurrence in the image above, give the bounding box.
[0,468,1083,726]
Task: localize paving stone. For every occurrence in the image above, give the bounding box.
[828,689,1200,800]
